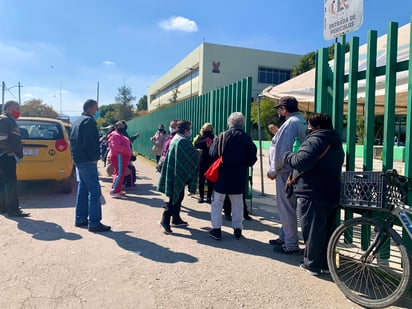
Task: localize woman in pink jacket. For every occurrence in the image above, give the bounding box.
[108,121,132,197]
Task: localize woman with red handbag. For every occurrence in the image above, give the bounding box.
[208,112,257,240]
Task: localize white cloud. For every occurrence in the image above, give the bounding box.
[103,60,115,65]
[159,16,198,33]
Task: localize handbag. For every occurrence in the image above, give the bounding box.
[285,144,331,198]
[204,132,225,182]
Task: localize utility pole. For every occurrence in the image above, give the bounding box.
[1,81,5,113]
[18,81,21,104]
[97,81,100,103]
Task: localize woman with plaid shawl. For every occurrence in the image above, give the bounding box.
[157,120,199,234]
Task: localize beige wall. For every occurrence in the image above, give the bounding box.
[147,42,301,111]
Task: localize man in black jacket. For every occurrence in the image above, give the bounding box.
[70,99,111,232]
[208,112,257,240]
[0,100,29,217]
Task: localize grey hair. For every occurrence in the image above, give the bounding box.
[227,112,244,129]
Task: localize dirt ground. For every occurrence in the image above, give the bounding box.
[0,153,411,309]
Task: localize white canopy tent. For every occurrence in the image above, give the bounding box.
[260,23,410,115]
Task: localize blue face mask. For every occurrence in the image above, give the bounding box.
[94,111,101,119]
[186,129,192,138]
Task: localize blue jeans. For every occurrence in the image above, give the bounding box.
[75,161,102,227]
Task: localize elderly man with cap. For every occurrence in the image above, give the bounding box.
[267,96,306,254]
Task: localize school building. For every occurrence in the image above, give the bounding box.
[147,42,302,111]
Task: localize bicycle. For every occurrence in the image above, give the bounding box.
[327,169,412,308]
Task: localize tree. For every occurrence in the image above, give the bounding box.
[115,85,136,106]
[136,95,147,111]
[250,97,281,140]
[21,98,58,117]
[112,85,136,121]
[292,43,350,76]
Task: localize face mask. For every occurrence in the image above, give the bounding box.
[10,110,21,119]
[169,127,176,133]
[279,115,286,122]
[94,111,100,119]
[203,130,211,135]
[118,128,126,134]
[186,129,192,138]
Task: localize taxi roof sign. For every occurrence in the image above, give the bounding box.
[324,0,363,40]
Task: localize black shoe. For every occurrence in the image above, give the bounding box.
[75,221,88,228]
[274,245,302,255]
[198,198,204,203]
[209,228,222,240]
[7,210,30,217]
[269,238,284,246]
[234,228,242,239]
[224,214,232,221]
[88,223,111,232]
[160,222,173,234]
[206,198,212,204]
[171,219,188,226]
[243,213,252,221]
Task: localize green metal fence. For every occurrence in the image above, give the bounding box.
[315,18,412,249]
[127,77,252,160]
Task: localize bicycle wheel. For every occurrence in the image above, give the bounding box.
[327,217,411,308]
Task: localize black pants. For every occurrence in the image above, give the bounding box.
[162,190,185,224]
[297,197,338,272]
[198,165,213,199]
[223,194,249,216]
[0,155,19,213]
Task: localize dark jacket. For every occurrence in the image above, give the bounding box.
[284,129,344,203]
[70,113,100,163]
[194,132,215,168]
[0,113,23,159]
[209,127,257,194]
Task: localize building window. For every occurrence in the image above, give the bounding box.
[258,67,292,85]
[153,68,199,100]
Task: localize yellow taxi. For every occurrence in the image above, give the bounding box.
[16,117,75,193]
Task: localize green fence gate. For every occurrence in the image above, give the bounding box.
[315,17,412,249]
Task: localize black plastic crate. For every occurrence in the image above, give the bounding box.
[340,171,406,209]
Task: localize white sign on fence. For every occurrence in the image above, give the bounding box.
[324,0,363,40]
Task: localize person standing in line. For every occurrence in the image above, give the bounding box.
[107,121,132,198]
[157,120,199,234]
[151,124,167,164]
[208,112,257,240]
[194,122,215,204]
[0,100,29,217]
[267,96,306,254]
[156,119,178,173]
[283,113,344,275]
[70,99,111,232]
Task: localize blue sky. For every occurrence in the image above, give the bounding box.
[0,0,410,116]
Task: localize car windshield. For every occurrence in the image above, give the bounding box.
[17,120,64,140]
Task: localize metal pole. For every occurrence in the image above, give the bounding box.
[1,81,5,113]
[18,81,21,104]
[256,95,265,195]
[97,81,100,103]
[190,70,193,98]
